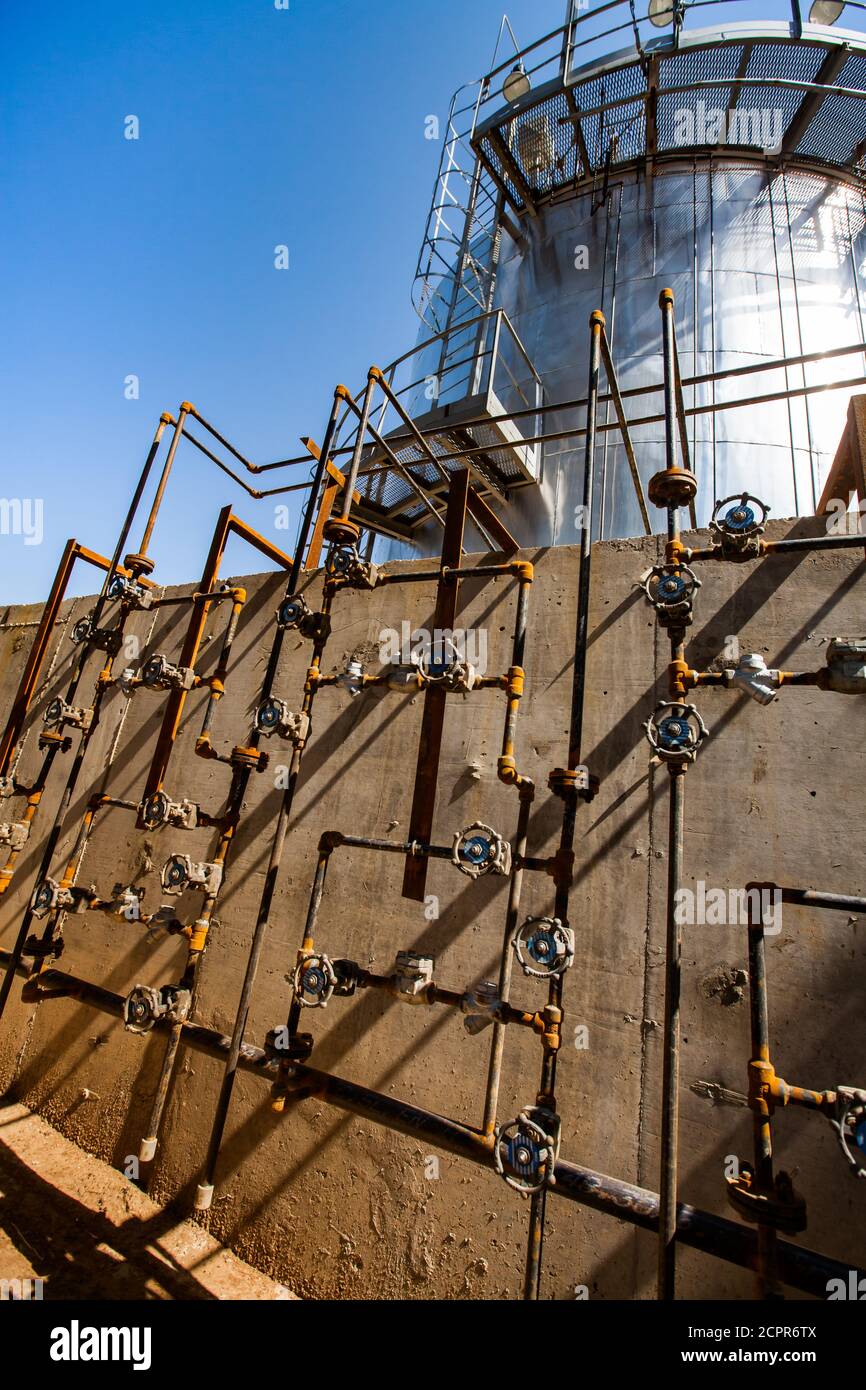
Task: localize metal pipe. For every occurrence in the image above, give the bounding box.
[0,945,855,1301]
[747,894,781,1300]
[138,408,189,559]
[658,765,685,1300]
[525,308,604,1301]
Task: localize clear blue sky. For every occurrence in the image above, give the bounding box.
[0,0,829,603]
[1,0,570,604]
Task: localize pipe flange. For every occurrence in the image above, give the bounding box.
[513,917,574,979]
[452,823,512,879]
[123,552,156,578]
[644,701,708,765]
[322,517,361,547]
[293,953,337,1008]
[647,467,698,510]
[832,1086,866,1178]
[494,1107,560,1196]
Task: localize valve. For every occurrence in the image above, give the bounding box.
[452,823,512,879]
[831,1086,866,1178]
[123,983,192,1034]
[725,1163,807,1234]
[276,593,328,641]
[107,574,154,610]
[710,493,769,558]
[640,565,701,629]
[821,639,866,695]
[107,886,146,920]
[0,821,29,852]
[293,952,338,1008]
[335,658,365,699]
[393,951,434,1003]
[255,699,310,743]
[31,877,91,919]
[723,653,782,706]
[140,792,200,831]
[160,855,223,898]
[70,615,123,654]
[513,917,574,979]
[416,637,477,692]
[43,697,93,734]
[494,1107,561,1196]
[384,666,423,692]
[327,544,379,590]
[140,654,196,692]
[461,980,501,1035]
[644,702,708,765]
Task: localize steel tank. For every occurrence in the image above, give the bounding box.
[492,162,866,545]
[375,12,866,558]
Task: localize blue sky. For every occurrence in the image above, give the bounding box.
[1,0,574,603]
[0,0,837,602]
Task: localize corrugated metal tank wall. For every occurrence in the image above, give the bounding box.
[492,163,866,544]
[381,162,866,560]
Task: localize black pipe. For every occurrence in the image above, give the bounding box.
[1,949,856,1301]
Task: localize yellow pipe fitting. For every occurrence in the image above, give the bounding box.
[507,666,525,698]
[665,537,686,567]
[669,658,697,698]
[590,308,606,329]
[230,587,247,605]
[159,411,173,425]
[498,754,518,785]
[334,384,353,402]
[510,560,534,582]
[180,401,195,415]
[187,920,209,953]
[195,733,218,760]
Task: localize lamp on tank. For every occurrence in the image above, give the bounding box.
[808,1,845,22]
[503,61,531,103]
[648,0,686,31]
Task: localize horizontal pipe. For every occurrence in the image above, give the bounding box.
[1,949,858,1301]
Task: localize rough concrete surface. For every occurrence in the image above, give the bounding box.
[0,1102,294,1298]
[0,516,864,1300]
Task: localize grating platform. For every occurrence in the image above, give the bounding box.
[473,23,866,214]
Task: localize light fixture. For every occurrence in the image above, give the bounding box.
[648,0,675,25]
[808,0,845,22]
[648,0,685,25]
[503,62,531,104]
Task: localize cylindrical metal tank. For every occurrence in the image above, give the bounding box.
[375,11,866,559]
[493,162,866,543]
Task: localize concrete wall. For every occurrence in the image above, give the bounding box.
[1,518,864,1300]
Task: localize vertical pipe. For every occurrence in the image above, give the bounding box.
[190,383,342,1203]
[747,895,781,1299]
[137,409,189,559]
[658,285,686,1300]
[524,309,603,1300]
[657,764,685,1299]
[341,376,377,520]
